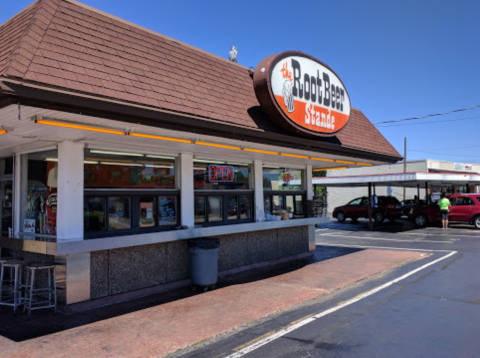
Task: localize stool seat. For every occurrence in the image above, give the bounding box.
[28,263,55,269]
[3,260,28,266]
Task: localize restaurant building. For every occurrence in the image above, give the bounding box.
[0,0,401,309]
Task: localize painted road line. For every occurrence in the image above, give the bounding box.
[315,242,454,252]
[317,233,455,244]
[226,251,457,358]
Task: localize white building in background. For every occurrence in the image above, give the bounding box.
[322,159,480,215]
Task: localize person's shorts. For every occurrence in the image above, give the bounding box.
[440,210,449,220]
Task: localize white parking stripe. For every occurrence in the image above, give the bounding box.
[226,251,457,358]
[318,233,455,244]
[315,243,453,252]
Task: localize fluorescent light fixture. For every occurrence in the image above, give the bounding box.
[194,167,207,170]
[45,158,58,162]
[280,153,309,159]
[145,155,176,160]
[194,141,241,150]
[310,157,335,162]
[226,162,249,166]
[336,160,355,165]
[129,132,192,144]
[84,160,99,164]
[243,148,279,155]
[194,159,225,164]
[313,166,348,171]
[36,119,126,135]
[263,166,281,169]
[100,161,144,167]
[90,150,144,157]
[144,164,173,168]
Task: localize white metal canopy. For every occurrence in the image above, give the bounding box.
[312,172,480,188]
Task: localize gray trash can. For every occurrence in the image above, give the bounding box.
[189,238,219,292]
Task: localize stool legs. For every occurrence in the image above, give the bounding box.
[53,267,57,314]
[27,269,35,317]
[0,260,27,314]
[0,264,4,302]
[13,265,21,315]
[24,266,57,317]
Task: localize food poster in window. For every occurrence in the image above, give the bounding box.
[159,197,176,225]
[140,201,154,227]
[45,162,58,235]
[113,200,125,219]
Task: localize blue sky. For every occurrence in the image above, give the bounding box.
[3,0,480,163]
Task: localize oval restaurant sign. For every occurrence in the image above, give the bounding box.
[253,51,351,137]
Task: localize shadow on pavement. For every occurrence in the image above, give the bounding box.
[0,245,362,342]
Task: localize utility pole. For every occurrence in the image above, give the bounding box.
[403,137,407,201]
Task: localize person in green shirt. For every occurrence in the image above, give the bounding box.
[438,193,451,229]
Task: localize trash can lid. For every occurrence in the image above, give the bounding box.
[188,238,220,249]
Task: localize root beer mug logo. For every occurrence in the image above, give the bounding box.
[253,52,351,137]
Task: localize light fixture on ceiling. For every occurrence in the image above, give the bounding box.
[313,166,348,171]
[145,155,176,160]
[194,141,241,150]
[100,161,144,167]
[90,150,144,157]
[194,159,226,164]
[129,132,192,144]
[35,118,126,135]
[243,148,279,155]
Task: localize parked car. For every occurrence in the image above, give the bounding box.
[408,194,480,229]
[333,196,403,224]
[400,199,426,216]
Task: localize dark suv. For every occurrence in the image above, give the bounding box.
[333,196,403,223]
[409,194,480,229]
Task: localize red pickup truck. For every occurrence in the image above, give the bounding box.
[408,194,480,229]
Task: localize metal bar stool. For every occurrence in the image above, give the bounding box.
[0,257,17,285]
[0,259,27,315]
[24,263,57,317]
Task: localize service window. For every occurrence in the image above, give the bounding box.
[263,167,306,219]
[83,149,179,238]
[20,150,58,238]
[193,160,253,227]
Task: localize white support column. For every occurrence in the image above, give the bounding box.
[306,164,313,200]
[254,159,264,221]
[180,152,194,227]
[57,141,84,241]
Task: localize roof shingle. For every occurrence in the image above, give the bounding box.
[0,0,400,159]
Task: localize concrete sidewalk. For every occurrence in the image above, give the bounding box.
[0,249,424,358]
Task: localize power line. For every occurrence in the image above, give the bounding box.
[373,104,480,125]
[376,115,480,127]
[409,149,480,158]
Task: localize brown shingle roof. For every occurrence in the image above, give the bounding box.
[0,0,400,160]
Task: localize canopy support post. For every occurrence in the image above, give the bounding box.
[425,182,429,204]
[368,182,373,231]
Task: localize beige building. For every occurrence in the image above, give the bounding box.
[323,159,480,215]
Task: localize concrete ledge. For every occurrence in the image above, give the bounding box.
[1,217,327,255]
[58,217,325,255]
